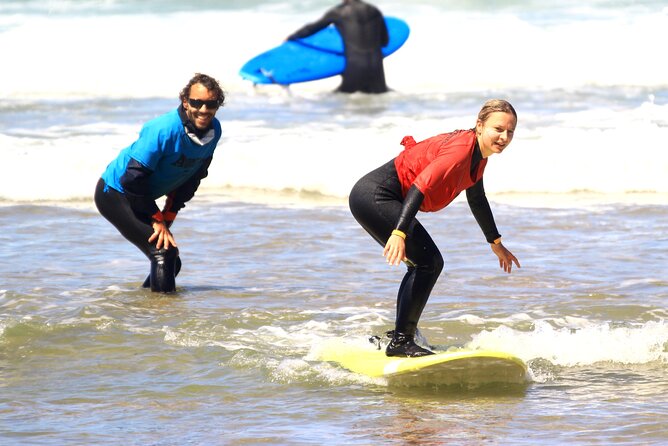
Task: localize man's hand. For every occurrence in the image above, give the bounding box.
[148,221,177,250]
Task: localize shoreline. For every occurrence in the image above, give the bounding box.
[1,188,665,210]
[486,191,668,208]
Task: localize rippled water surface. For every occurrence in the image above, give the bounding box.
[1,198,666,445]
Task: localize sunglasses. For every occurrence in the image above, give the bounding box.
[187,98,220,109]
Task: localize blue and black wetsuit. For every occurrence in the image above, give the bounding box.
[95,105,221,292]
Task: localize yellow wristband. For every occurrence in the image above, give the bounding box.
[391,229,407,240]
[493,237,502,245]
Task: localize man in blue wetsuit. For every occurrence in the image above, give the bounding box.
[95,73,225,293]
[287,0,389,93]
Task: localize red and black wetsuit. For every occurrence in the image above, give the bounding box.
[349,129,501,338]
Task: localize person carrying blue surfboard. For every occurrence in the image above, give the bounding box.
[349,100,521,357]
[95,73,225,293]
[287,0,389,93]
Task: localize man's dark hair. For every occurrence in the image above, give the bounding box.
[179,73,226,107]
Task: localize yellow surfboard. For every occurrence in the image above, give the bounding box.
[318,338,528,387]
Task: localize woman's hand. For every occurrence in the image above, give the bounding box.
[383,234,406,266]
[148,221,177,250]
[491,242,520,273]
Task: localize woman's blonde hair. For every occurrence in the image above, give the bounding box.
[477,99,517,123]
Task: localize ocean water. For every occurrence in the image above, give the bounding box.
[1,0,668,444]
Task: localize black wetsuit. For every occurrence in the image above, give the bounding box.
[287,0,389,93]
[349,143,500,338]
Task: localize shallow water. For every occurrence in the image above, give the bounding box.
[1,197,667,445]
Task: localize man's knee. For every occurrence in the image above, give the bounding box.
[150,246,179,264]
[149,247,180,293]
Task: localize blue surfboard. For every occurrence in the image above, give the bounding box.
[239,17,409,85]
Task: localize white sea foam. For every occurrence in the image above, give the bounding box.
[1,6,666,98]
[469,319,668,366]
[1,2,666,203]
[3,99,666,203]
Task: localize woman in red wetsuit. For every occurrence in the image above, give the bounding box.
[349,99,521,357]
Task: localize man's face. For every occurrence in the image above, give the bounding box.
[182,83,219,130]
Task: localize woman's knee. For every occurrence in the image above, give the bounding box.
[431,251,444,276]
[408,245,443,276]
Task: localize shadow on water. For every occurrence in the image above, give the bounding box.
[351,382,531,446]
[176,285,248,294]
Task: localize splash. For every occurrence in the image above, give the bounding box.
[469,320,668,367]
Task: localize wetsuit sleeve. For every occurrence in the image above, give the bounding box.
[395,185,424,235]
[287,10,337,40]
[119,158,161,222]
[466,179,501,243]
[161,156,213,222]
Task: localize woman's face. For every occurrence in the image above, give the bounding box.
[476,112,517,158]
